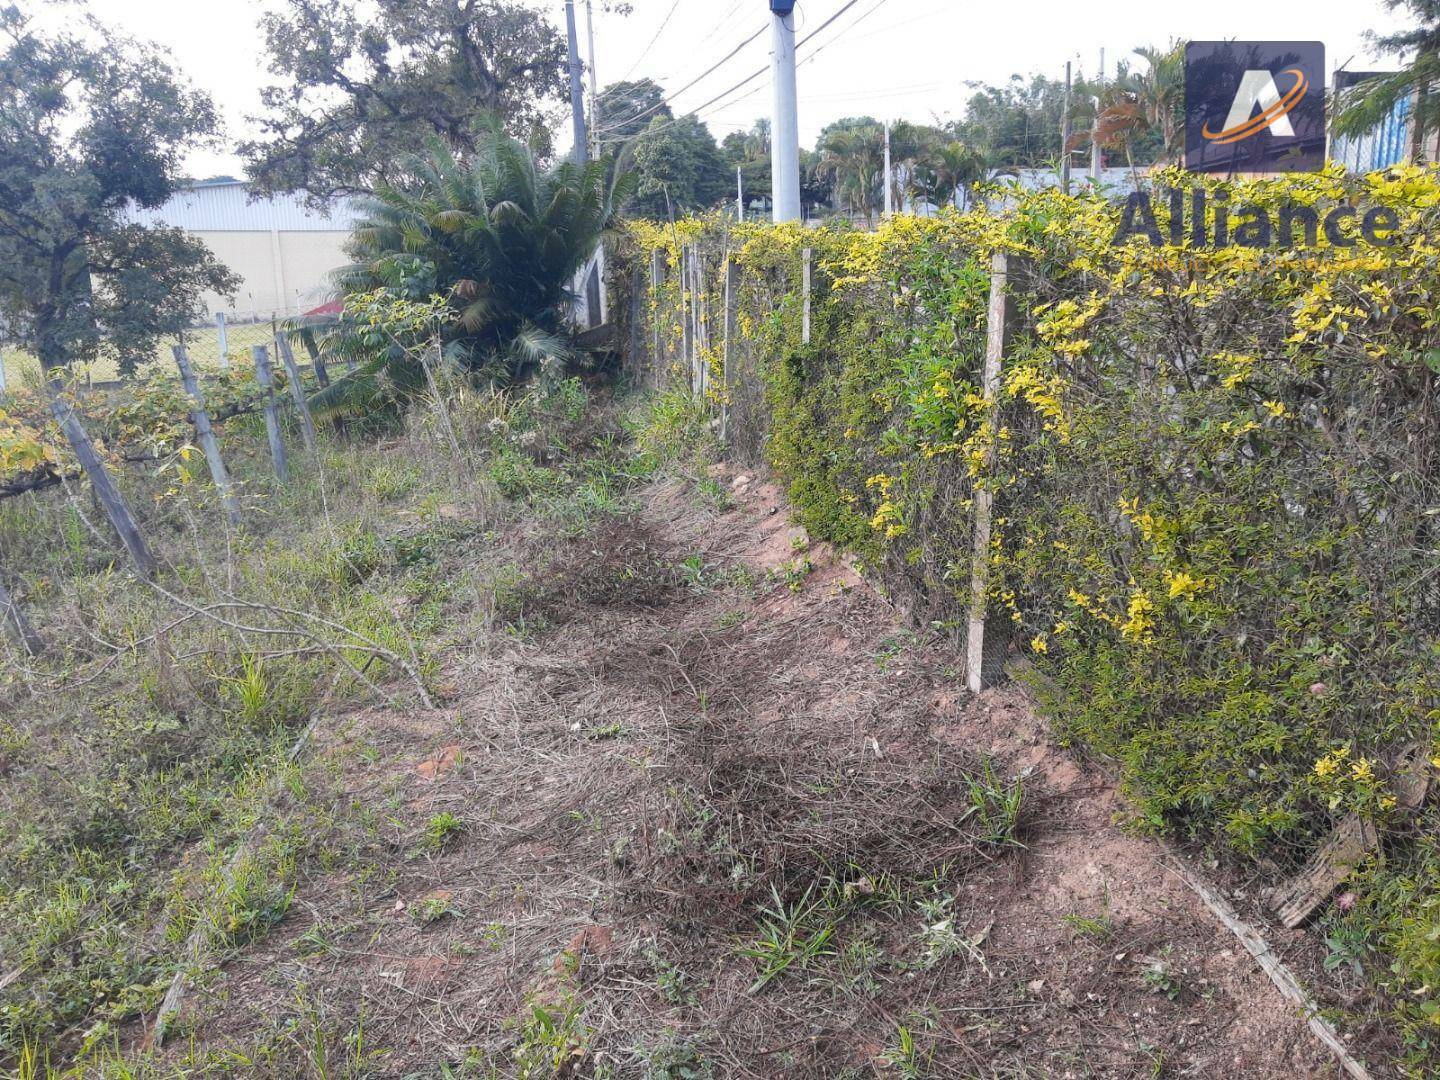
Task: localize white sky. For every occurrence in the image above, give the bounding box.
[84,0,1416,180]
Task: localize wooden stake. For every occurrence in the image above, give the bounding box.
[0,572,43,656]
[172,346,241,527]
[274,334,317,452]
[251,346,289,483]
[966,251,1018,693]
[302,332,330,389]
[47,381,158,579]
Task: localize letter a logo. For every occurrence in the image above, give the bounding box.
[1185,42,1325,173]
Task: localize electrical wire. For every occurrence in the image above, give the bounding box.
[617,0,684,83]
[596,22,768,133]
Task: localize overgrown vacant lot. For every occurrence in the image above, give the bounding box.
[0,383,1359,1077]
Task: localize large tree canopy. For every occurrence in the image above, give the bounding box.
[0,4,237,374]
[242,0,570,198]
[628,114,730,218]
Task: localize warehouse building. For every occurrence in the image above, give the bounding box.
[124,179,363,321]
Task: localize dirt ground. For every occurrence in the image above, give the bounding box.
[148,463,1348,1078]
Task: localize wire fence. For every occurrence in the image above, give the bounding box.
[0,306,321,394]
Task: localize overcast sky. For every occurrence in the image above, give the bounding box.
[85,0,1416,180]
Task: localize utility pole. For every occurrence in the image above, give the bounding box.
[769,0,802,222]
[1060,59,1073,195]
[882,121,894,215]
[564,1,588,166]
[737,166,745,222]
[585,0,600,160]
[1091,48,1104,182]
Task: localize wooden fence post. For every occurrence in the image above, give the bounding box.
[0,571,44,656]
[721,254,739,445]
[0,347,7,393]
[252,346,290,483]
[172,346,241,527]
[966,251,1019,693]
[47,380,158,579]
[802,248,813,345]
[274,335,318,453]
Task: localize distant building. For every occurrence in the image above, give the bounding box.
[1329,72,1415,173]
[124,180,363,321]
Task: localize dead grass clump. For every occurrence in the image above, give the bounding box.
[625,728,1028,929]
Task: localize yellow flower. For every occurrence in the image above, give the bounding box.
[1263,400,1288,419]
[1030,635,1048,654]
[1164,570,1209,602]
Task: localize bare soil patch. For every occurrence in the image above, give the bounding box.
[149,466,1341,1078]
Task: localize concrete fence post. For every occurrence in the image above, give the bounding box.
[172,346,241,527]
[252,345,290,483]
[275,334,318,453]
[802,248,813,345]
[721,254,740,446]
[650,249,665,387]
[0,570,44,656]
[47,380,158,579]
[966,250,1021,693]
[215,312,230,371]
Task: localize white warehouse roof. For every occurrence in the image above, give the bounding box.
[123,180,365,233]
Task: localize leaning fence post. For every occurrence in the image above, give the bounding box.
[172,346,241,527]
[46,380,158,580]
[801,248,813,345]
[302,334,331,389]
[0,571,44,656]
[251,345,290,483]
[275,334,318,453]
[966,250,1020,693]
[215,312,231,371]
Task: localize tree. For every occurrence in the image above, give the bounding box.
[596,78,671,146]
[722,120,771,213]
[815,118,886,219]
[1335,1,1440,161]
[910,140,988,211]
[0,4,237,375]
[317,129,626,404]
[628,115,730,218]
[952,75,1071,168]
[242,0,570,198]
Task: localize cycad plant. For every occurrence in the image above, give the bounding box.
[309,126,627,417]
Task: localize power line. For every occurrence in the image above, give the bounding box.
[617,0,683,83]
[597,22,768,134]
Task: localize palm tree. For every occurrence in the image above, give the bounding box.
[911,140,989,211]
[311,127,627,414]
[1094,43,1185,167]
[815,120,886,221]
[1334,0,1440,161]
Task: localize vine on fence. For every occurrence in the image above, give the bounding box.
[625,164,1440,1062]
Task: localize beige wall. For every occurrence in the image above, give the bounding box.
[194,230,352,318]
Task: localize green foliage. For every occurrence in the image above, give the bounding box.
[0,5,238,373]
[628,114,731,218]
[243,0,569,197]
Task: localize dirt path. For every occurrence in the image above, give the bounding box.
[161,466,1339,1078]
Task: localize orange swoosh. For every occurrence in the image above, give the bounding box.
[1201,68,1308,144]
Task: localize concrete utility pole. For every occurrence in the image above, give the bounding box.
[585,0,600,160]
[565,1,588,166]
[1060,59,1073,195]
[769,0,802,222]
[883,121,894,215]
